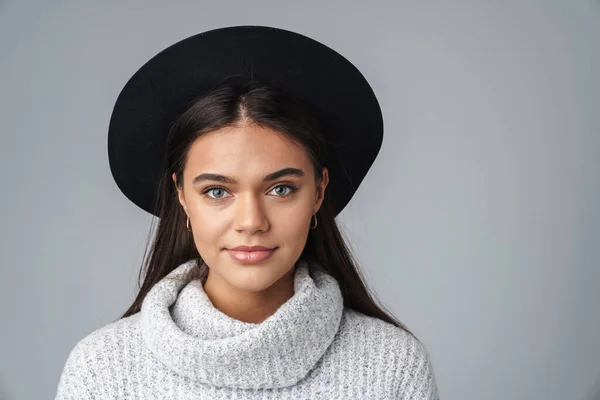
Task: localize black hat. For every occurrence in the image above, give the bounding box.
[108,25,383,217]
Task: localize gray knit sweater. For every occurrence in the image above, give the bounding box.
[55,259,439,399]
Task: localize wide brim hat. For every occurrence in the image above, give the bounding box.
[108,25,383,217]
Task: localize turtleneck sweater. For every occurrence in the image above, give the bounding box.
[55,259,439,399]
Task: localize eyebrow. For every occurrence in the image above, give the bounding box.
[191,167,305,185]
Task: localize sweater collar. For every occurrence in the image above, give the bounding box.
[140,258,344,389]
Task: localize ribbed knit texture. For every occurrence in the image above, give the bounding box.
[55,259,439,399]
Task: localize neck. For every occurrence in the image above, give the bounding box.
[202,266,296,324]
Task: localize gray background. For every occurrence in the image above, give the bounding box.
[1,1,599,399]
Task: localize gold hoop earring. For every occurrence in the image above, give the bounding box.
[310,213,318,230]
[186,215,193,232]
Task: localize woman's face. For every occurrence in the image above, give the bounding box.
[173,123,328,294]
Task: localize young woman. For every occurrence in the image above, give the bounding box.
[55,25,439,399]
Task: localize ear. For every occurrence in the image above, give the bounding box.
[172,172,188,215]
[314,167,329,214]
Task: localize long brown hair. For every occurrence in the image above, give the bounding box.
[117,79,417,340]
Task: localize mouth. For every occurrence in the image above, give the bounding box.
[225,247,277,264]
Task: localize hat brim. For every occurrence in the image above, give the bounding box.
[108,25,383,217]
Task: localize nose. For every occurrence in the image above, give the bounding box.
[233,192,269,234]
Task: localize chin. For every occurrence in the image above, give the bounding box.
[226,261,293,291]
[229,272,280,293]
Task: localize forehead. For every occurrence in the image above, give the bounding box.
[184,124,312,174]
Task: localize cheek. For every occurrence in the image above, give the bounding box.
[189,210,229,250]
[272,207,312,242]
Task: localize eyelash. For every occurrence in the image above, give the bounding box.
[201,184,299,201]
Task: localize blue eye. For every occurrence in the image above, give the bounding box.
[203,187,231,199]
[270,184,299,198]
[270,185,292,196]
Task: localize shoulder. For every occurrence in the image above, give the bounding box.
[339,307,422,355]
[68,312,142,360]
[339,308,440,400]
[55,313,142,399]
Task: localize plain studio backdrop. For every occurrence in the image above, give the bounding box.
[1,1,599,399]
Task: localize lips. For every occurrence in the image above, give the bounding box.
[229,245,274,251]
[226,246,277,264]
